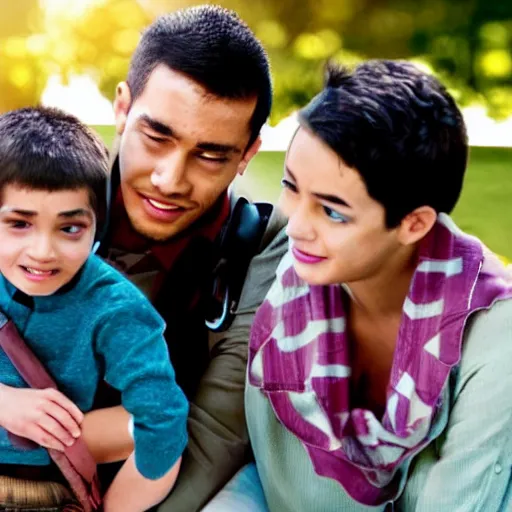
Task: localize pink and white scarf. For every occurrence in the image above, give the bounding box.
[249,214,512,505]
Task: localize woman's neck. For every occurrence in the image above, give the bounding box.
[345,244,419,319]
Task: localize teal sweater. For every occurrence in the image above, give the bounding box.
[0,254,188,480]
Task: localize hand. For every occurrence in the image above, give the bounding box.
[0,384,83,451]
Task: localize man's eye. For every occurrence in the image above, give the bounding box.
[144,133,167,143]
[281,178,297,193]
[199,153,228,163]
[323,206,349,224]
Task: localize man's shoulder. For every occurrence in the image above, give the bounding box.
[257,203,288,255]
[204,198,287,329]
[225,194,287,256]
[236,206,288,313]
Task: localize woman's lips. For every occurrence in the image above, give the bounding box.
[291,246,327,264]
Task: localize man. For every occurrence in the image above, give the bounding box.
[81,5,287,512]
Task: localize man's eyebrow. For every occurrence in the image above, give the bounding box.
[285,165,352,208]
[139,114,174,137]
[58,209,93,219]
[138,114,241,153]
[196,142,241,154]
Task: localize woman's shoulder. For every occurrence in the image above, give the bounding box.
[457,298,512,385]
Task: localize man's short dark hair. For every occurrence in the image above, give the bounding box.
[127,5,272,147]
[299,60,469,227]
[0,106,109,228]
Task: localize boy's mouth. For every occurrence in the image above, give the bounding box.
[20,266,59,277]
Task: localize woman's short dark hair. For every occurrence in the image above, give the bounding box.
[0,106,109,228]
[127,5,272,148]
[299,60,469,227]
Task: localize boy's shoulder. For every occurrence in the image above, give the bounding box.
[80,254,151,309]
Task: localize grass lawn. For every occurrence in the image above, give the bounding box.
[93,125,117,148]
[92,125,512,260]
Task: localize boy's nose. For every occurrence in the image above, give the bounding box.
[27,235,57,263]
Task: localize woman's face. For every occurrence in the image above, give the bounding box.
[278,127,401,286]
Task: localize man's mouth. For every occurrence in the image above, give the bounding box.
[146,198,183,211]
[139,193,190,222]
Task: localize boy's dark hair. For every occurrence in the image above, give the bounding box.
[0,106,109,229]
[299,60,468,227]
[127,5,272,148]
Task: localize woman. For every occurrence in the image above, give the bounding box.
[208,59,512,511]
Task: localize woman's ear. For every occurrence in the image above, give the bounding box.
[397,207,437,246]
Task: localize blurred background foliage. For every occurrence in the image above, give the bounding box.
[1,0,512,123]
[1,0,511,259]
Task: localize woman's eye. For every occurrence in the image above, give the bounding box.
[281,179,297,192]
[323,206,349,224]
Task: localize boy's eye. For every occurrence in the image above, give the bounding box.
[8,220,30,229]
[323,206,349,224]
[281,178,297,192]
[61,225,83,235]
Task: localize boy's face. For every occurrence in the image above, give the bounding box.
[114,65,260,241]
[0,185,96,296]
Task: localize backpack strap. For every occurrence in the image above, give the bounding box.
[205,197,273,332]
[0,311,101,512]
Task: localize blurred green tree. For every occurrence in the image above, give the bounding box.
[0,0,49,112]
[2,0,511,122]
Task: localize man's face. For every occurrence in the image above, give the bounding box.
[278,127,401,286]
[0,185,96,296]
[114,65,259,241]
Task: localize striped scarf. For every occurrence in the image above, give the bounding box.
[249,214,512,505]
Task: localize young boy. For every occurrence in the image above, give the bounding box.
[0,107,188,511]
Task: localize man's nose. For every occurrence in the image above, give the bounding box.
[150,149,192,197]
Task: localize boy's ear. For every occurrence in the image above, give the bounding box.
[397,206,437,246]
[113,82,131,135]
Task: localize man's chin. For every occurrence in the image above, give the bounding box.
[134,225,183,242]
[129,216,193,242]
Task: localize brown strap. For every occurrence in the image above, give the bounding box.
[0,313,101,511]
